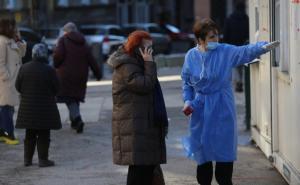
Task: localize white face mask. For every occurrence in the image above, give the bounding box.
[206,42,219,50]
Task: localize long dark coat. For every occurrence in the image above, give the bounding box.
[53,31,100,102]
[107,47,167,165]
[15,58,61,130]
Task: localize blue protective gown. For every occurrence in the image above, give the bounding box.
[181,42,268,165]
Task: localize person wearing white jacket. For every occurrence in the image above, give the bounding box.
[0,17,26,145]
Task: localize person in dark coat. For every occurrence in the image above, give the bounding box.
[107,30,168,185]
[15,43,61,167]
[223,1,249,92]
[53,22,101,133]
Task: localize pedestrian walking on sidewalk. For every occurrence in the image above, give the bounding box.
[0,16,26,145]
[53,22,101,133]
[15,44,61,167]
[181,18,279,185]
[108,30,168,185]
[223,1,249,92]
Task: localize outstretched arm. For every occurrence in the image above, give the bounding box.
[228,41,269,67]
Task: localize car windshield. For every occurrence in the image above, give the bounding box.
[41,29,60,38]
[81,28,106,35]
[148,26,165,34]
[20,30,40,42]
[109,28,124,36]
[123,27,139,36]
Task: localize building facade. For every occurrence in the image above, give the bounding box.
[0,0,238,33]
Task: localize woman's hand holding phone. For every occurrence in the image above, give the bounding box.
[139,46,153,62]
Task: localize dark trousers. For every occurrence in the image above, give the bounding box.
[197,162,233,185]
[127,165,156,185]
[66,101,81,121]
[0,105,15,137]
[25,129,51,160]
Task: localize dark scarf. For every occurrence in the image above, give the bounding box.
[133,48,169,137]
[153,78,169,137]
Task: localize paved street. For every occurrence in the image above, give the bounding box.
[0,67,287,185]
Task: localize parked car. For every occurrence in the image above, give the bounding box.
[159,24,195,51]
[160,24,194,42]
[80,24,126,59]
[39,28,63,53]
[122,23,171,55]
[19,27,43,64]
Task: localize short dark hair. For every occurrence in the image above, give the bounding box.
[193,18,219,41]
[0,17,16,39]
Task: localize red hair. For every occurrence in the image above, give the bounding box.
[124,30,152,55]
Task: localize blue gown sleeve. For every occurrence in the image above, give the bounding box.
[227,41,269,67]
[181,53,194,104]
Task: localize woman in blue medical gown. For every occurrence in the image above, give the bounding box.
[181,18,278,185]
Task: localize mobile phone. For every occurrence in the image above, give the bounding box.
[183,106,193,116]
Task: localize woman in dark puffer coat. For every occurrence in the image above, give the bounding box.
[108,30,168,185]
[15,44,61,167]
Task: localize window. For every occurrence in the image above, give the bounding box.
[148,26,163,34]
[272,0,290,73]
[57,0,69,7]
[272,0,280,66]
[134,2,149,23]
[6,0,14,9]
[123,26,138,36]
[40,29,61,38]
[0,0,23,10]
[80,28,105,35]
[255,7,259,32]
[56,0,109,7]
[20,30,41,43]
[81,0,91,5]
[108,28,124,36]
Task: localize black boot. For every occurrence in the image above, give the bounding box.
[24,139,36,166]
[70,119,77,129]
[72,116,84,134]
[37,139,55,167]
[76,120,84,134]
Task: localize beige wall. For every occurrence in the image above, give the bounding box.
[249,0,300,182]
[194,0,210,20]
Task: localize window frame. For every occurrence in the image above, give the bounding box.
[271,0,290,73]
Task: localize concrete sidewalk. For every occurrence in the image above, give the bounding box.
[0,67,287,185]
